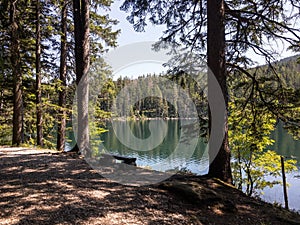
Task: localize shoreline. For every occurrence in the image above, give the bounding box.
[0,146,300,224]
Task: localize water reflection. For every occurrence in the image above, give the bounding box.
[263,122,300,212]
[271,122,300,166]
[100,120,209,174]
[66,119,300,211]
[99,120,300,211]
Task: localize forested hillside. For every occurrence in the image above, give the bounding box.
[1,1,300,221]
[1,54,300,146]
[96,55,300,121]
[0,0,300,186]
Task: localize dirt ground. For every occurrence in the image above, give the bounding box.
[0,146,300,225]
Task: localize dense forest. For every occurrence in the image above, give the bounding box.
[1,53,299,147]
[0,0,119,149]
[97,57,300,195]
[0,0,300,186]
[97,56,300,122]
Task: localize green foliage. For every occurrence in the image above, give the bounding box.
[121,0,300,71]
[0,124,12,145]
[0,80,12,145]
[0,0,119,149]
[253,56,300,140]
[229,101,297,196]
[89,120,108,157]
[103,73,207,121]
[226,55,300,196]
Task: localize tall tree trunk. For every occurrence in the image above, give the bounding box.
[36,0,43,147]
[10,0,23,146]
[207,0,232,183]
[57,1,68,151]
[72,0,90,155]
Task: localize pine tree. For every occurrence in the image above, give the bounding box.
[56,0,68,151]
[35,0,43,147]
[72,0,90,154]
[120,0,300,182]
[10,0,23,146]
[204,0,231,182]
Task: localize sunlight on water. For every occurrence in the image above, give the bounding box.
[67,119,300,211]
[99,120,209,175]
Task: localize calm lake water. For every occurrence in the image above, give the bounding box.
[264,123,300,211]
[99,119,209,174]
[75,119,300,211]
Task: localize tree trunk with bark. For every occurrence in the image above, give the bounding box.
[207,0,232,183]
[36,0,43,147]
[10,0,23,146]
[72,0,90,155]
[57,1,68,152]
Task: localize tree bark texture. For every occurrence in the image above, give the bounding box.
[36,0,43,147]
[10,0,23,146]
[207,0,232,183]
[57,1,68,151]
[72,0,90,155]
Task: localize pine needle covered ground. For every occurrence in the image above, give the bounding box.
[0,147,299,225]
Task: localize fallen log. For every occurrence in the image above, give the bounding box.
[100,153,137,166]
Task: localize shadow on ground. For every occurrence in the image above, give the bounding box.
[0,151,299,225]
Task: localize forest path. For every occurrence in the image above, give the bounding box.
[0,146,58,155]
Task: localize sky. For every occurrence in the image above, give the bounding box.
[104,0,168,79]
[107,0,166,45]
[104,0,297,79]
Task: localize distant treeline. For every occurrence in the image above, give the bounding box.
[97,55,300,120]
[97,73,207,119]
[0,55,299,146]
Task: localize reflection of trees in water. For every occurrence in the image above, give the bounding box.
[271,122,300,166]
[100,120,208,172]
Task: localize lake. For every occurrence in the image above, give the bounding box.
[77,119,300,211]
[264,122,300,211]
[99,119,209,174]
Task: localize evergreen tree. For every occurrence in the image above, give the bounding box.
[35,0,43,147]
[10,0,23,146]
[71,0,90,154]
[120,0,300,182]
[56,0,68,151]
